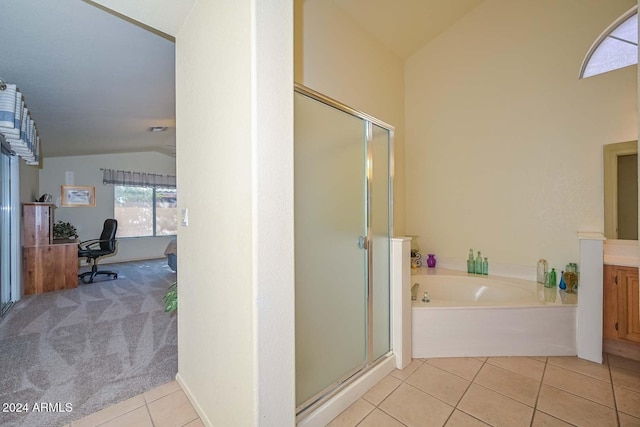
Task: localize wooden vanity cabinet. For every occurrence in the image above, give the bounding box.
[603,264,640,360]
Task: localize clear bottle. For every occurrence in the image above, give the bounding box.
[475,251,482,274]
[482,257,488,275]
[537,259,548,284]
[467,249,474,273]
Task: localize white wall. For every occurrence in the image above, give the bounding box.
[301,0,406,235]
[405,0,637,271]
[39,151,176,263]
[176,0,294,425]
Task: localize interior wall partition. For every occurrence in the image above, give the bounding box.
[1,144,14,317]
[294,84,393,417]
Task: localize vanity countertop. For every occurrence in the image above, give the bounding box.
[604,239,639,267]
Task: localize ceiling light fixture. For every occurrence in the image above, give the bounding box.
[147,126,168,132]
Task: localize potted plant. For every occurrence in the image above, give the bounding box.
[163,282,177,312]
[53,221,78,241]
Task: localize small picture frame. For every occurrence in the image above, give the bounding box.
[61,185,96,207]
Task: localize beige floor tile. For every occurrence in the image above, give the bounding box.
[530,356,548,363]
[486,356,545,381]
[98,406,153,427]
[72,395,146,427]
[445,410,489,426]
[457,384,533,427]
[616,386,640,418]
[358,409,405,427]
[379,383,453,427]
[362,375,402,405]
[147,390,198,427]
[619,412,640,427]
[473,357,487,362]
[184,419,205,427]
[543,364,614,407]
[608,354,640,374]
[389,359,424,381]
[473,363,540,406]
[143,380,181,403]
[547,356,611,382]
[531,410,573,426]
[327,399,374,427]
[426,357,483,380]
[536,384,617,427]
[405,363,470,406]
[612,366,640,393]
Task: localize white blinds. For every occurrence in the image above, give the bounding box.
[102,169,176,188]
[0,84,39,165]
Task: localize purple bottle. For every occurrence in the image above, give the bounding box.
[426,254,436,268]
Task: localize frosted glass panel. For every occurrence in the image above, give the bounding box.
[294,93,367,407]
[371,124,391,360]
[583,36,638,78]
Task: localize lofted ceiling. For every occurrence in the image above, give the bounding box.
[0,0,483,160]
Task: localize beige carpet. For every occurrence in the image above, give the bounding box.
[0,258,177,427]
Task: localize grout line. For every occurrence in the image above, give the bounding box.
[608,355,621,427]
[530,357,548,427]
[145,402,155,427]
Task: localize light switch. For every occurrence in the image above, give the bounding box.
[181,208,188,227]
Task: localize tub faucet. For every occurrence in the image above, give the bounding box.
[411,283,419,301]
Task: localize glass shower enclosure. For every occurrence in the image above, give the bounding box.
[294,84,393,417]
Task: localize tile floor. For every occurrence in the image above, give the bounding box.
[328,354,640,427]
[64,354,640,427]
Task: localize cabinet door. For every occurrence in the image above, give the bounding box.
[618,267,640,343]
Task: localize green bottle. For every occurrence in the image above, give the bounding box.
[475,251,482,274]
[482,257,488,275]
[546,268,557,288]
[467,249,474,273]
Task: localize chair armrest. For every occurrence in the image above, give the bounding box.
[78,239,116,251]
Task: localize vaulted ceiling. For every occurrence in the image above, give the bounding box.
[0,0,483,159]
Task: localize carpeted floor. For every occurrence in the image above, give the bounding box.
[0,259,177,427]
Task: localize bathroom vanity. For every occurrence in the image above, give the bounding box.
[603,240,640,361]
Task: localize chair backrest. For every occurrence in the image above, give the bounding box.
[99,219,118,252]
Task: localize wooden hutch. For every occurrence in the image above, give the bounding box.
[23,203,78,294]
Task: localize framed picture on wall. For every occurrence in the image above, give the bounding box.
[61,185,96,207]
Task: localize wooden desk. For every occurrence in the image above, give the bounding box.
[23,242,78,294]
[22,203,78,295]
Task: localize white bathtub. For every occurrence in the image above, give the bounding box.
[412,269,577,358]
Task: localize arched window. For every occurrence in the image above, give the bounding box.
[580,7,637,79]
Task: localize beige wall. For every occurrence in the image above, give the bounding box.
[405,0,637,271]
[300,0,406,235]
[176,0,294,425]
[39,151,176,263]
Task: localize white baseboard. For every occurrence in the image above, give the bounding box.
[175,373,213,427]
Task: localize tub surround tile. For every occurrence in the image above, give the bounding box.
[326,399,374,427]
[611,366,640,393]
[406,363,470,406]
[426,357,484,381]
[531,410,574,426]
[362,375,402,406]
[543,364,614,407]
[445,410,490,426]
[615,386,640,418]
[457,384,533,427]
[547,356,611,382]
[389,358,423,381]
[474,363,540,407]
[379,383,453,427]
[486,356,546,382]
[618,412,640,426]
[358,409,405,427]
[537,385,617,427]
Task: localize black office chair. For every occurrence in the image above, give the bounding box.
[78,219,118,284]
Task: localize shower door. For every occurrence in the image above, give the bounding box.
[295,85,393,415]
[0,146,13,317]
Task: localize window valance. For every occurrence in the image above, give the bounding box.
[102,168,176,188]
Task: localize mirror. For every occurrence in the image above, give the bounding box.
[604,140,638,240]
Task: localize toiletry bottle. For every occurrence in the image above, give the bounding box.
[467,249,474,273]
[475,251,482,274]
[482,257,488,275]
[546,268,557,288]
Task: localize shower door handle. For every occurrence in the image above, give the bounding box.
[358,236,369,250]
